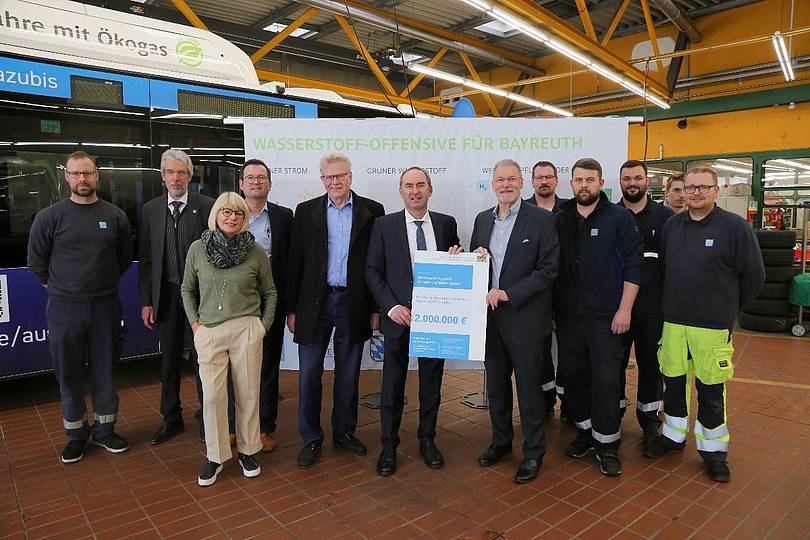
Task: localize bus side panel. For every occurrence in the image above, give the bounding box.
[0,264,159,379]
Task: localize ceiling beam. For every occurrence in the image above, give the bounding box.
[169,0,208,30]
[255,68,451,115]
[459,52,501,116]
[251,7,320,64]
[400,48,448,97]
[251,2,307,30]
[573,0,597,41]
[334,14,398,96]
[494,0,670,98]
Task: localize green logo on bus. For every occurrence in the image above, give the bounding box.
[176,40,203,67]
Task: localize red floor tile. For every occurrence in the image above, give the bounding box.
[1,332,808,539]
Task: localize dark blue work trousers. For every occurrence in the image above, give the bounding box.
[297,290,364,445]
[47,295,122,441]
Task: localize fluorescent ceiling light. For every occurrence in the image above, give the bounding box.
[474,20,520,38]
[457,0,670,110]
[772,32,795,82]
[263,22,313,38]
[773,158,810,171]
[390,52,425,66]
[408,63,573,117]
[713,163,752,174]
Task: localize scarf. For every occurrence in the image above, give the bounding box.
[201,229,255,269]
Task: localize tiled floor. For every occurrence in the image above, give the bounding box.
[1,330,808,539]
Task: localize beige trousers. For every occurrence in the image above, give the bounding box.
[195,315,264,463]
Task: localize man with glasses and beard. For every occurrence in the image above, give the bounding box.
[554,158,645,477]
[28,150,134,464]
[645,167,763,483]
[617,160,673,454]
[525,161,569,419]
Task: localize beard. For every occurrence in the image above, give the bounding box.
[70,184,96,197]
[575,190,599,206]
[621,187,646,203]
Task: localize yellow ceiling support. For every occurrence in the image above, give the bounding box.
[494,0,670,99]
[601,0,631,46]
[459,52,500,117]
[170,0,209,30]
[340,0,540,69]
[334,14,397,96]
[424,69,590,102]
[573,0,597,41]
[400,48,448,98]
[639,0,664,74]
[251,7,320,64]
[255,68,451,115]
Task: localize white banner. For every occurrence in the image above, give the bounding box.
[244,117,629,370]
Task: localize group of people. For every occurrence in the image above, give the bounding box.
[27,147,764,489]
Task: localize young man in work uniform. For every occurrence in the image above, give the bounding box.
[554,158,645,476]
[617,160,674,452]
[645,166,765,482]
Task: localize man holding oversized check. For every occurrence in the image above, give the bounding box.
[366,166,462,477]
[469,159,560,484]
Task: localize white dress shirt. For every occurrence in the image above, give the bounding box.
[388,209,437,318]
[167,191,189,215]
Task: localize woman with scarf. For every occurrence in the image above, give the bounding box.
[181,191,277,487]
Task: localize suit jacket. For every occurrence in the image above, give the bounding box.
[365,210,461,339]
[469,200,559,342]
[138,191,214,316]
[287,191,385,345]
[264,201,294,317]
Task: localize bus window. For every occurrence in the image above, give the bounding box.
[644,162,683,202]
[762,157,810,231]
[688,157,753,220]
[0,158,58,268]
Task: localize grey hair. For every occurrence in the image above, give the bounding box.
[493,159,522,178]
[319,153,352,174]
[160,148,193,174]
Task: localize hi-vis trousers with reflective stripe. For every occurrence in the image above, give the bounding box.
[658,322,734,462]
[47,296,122,442]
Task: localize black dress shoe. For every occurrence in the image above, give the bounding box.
[478,444,511,467]
[333,433,367,455]
[514,458,540,484]
[419,439,444,469]
[297,442,321,469]
[149,420,184,445]
[376,448,397,476]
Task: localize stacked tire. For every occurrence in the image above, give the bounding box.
[739,230,797,332]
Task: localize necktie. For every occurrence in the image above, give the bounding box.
[170,200,182,225]
[414,220,427,251]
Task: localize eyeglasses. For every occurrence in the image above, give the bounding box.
[532,175,557,181]
[243,174,269,184]
[66,170,97,179]
[321,172,350,182]
[493,176,522,184]
[219,208,245,219]
[684,184,717,194]
[163,168,190,177]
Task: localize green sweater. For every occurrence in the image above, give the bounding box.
[181,240,277,330]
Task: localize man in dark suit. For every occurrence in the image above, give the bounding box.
[139,149,214,444]
[287,153,385,469]
[470,159,559,484]
[238,158,293,453]
[524,160,569,418]
[365,166,462,476]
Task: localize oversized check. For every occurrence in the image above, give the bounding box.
[408,251,489,361]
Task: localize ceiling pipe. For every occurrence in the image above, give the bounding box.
[293,0,545,75]
[650,0,702,43]
[510,55,810,113]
